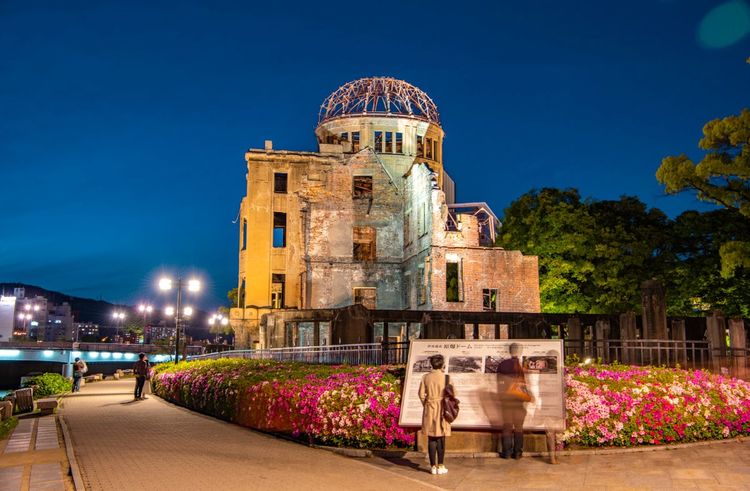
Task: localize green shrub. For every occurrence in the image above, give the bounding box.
[23,373,70,398]
[0,417,18,440]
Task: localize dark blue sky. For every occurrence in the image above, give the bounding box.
[1,0,749,309]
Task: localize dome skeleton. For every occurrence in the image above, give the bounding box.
[318,77,441,126]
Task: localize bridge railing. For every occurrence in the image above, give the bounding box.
[190,342,409,366]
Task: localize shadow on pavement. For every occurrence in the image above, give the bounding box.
[381,456,424,472]
[65,393,135,398]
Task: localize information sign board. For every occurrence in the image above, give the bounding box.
[399,339,565,431]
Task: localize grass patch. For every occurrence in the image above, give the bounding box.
[0,417,18,440]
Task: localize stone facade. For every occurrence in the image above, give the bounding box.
[231,77,540,348]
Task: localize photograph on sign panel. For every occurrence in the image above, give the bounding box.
[412,356,434,373]
[523,355,558,374]
[483,355,510,373]
[447,356,482,373]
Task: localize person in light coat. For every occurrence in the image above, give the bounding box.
[418,354,451,475]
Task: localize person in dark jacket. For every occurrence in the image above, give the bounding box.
[133,353,150,400]
[498,343,529,459]
[71,357,85,392]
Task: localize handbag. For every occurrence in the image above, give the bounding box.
[507,381,533,402]
[442,375,460,422]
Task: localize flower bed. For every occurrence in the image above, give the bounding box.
[562,364,750,447]
[153,359,750,450]
[151,359,413,448]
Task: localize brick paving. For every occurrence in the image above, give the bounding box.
[62,379,750,490]
[0,416,69,491]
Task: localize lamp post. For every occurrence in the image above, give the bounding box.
[138,304,153,343]
[159,276,200,364]
[17,313,32,338]
[208,313,230,343]
[112,311,126,342]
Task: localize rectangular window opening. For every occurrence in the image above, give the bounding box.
[374,131,383,153]
[385,132,393,153]
[353,175,373,199]
[241,219,247,250]
[352,132,360,152]
[271,274,285,309]
[417,135,424,157]
[446,261,461,302]
[395,132,403,154]
[340,132,349,141]
[353,226,376,261]
[417,263,427,305]
[483,288,498,311]
[353,287,377,309]
[273,212,286,248]
[274,173,288,194]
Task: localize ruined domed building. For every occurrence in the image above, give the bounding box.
[230,77,540,348]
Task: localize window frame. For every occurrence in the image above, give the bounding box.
[274,173,288,194]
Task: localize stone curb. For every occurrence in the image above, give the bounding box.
[58,401,85,491]
[312,437,747,459]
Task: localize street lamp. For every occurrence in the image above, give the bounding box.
[138,304,153,343]
[159,276,201,363]
[208,313,230,343]
[17,312,32,337]
[112,311,126,342]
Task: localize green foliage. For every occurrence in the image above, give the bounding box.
[663,209,750,316]
[0,417,18,440]
[498,189,669,314]
[656,109,750,277]
[23,373,70,398]
[227,288,239,307]
[498,187,750,316]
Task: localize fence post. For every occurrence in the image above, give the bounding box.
[567,317,582,360]
[619,312,636,364]
[728,318,747,379]
[595,320,610,363]
[706,312,727,373]
[670,319,687,367]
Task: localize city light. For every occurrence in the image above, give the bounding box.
[183,306,193,317]
[165,306,175,317]
[157,274,202,364]
[158,278,172,291]
[138,304,153,314]
[188,279,201,292]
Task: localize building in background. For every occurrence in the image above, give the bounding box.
[73,322,100,341]
[230,77,540,348]
[0,296,16,342]
[44,302,73,341]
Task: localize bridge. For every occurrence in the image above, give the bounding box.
[0,342,204,377]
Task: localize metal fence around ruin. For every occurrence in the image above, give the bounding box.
[190,342,410,366]
[189,339,723,370]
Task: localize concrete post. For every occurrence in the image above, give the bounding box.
[706,312,727,373]
[595,319,610,362]
[619,312,637,364]
[728,318,747,379]
[567,317,582,360]
[641,279,668,339]
[670,319,687,366]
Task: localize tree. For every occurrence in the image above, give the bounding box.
[656,109,750,276]
[498,188,596,313]
[663,209,750,317]
[499,189,671,314]
[227,287,239,307]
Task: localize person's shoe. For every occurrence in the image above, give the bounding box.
[430,466,438,475]
[437,465,448,475]
[500,452,511,459]
[512,452,523,460]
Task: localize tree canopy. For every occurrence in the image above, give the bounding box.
[498,188,749,317]
[656,109,750,277]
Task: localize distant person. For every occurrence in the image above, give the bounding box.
[498,343,531,459]
[71,357,86,392]
[418,354,451,475]
[133,353,150,400]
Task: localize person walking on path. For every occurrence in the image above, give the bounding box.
[71,357,86,392]
[498,343,531,459]
[133,353,150,400]
[418,354,451,475]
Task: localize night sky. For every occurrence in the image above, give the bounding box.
[1,0,749,309]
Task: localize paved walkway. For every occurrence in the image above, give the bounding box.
[61,379,750,490]
[0,415,71,491]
